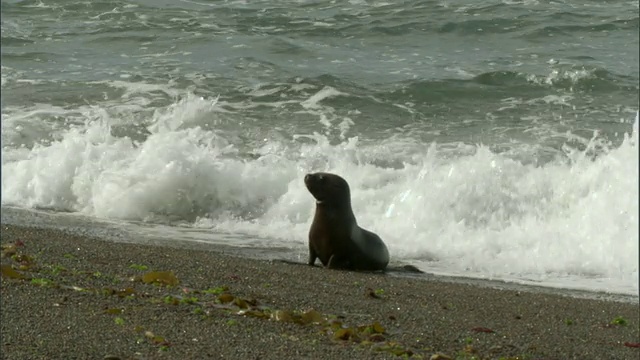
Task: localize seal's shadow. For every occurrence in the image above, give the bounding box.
[271,259,424,274]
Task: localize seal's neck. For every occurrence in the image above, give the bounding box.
[315,201,356,223]
[315,198,351,209]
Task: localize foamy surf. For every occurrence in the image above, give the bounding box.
[1,89,637,296]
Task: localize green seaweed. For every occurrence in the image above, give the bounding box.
[50,265,67,275]
[192,307,204,315]
[1,243,18,258]
[102,287,136,298]
[203,286,229,294]
[129,264,149,271]
[3,245,532,359]
[163,295,180,305]
[375,342,415,357]
[1,264,27,279]
[140,270,179,286]
[144,330,171,348]
[179,296,199,305]
[11,253,34,264]
[611,316,628,326]
[217,293,235,304]
[30,278,53,286]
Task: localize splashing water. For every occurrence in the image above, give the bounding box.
[2,94,637,295]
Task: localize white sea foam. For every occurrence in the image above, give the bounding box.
[300,86,345,109]
[1,94,637,295]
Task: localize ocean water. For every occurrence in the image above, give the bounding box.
[1,0,638,296]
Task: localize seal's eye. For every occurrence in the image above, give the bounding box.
[318,174,324,182]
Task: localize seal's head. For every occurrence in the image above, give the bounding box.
[304,172,351,206]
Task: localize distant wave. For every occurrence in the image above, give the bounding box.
[523,17,639,38]
[475,68,635,92]
[385,67,635,101]
[0,36,35,46]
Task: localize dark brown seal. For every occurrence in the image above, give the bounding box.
[304,172,389,271]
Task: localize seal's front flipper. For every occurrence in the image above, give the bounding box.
[308,248,317,266]
[272,259,308,267]
[401,264,424,273]
[327,254,351,270]
[384,264,425,273]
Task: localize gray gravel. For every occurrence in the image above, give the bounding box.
[1,224,638,360]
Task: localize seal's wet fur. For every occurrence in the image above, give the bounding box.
[305,172,389,271]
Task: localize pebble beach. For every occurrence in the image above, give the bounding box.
[1,224,638,360]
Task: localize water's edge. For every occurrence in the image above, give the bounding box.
[2,206,636,304]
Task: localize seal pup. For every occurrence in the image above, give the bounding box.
[304,172,389,271]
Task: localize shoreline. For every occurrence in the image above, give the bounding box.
[3,206,636,303]
[2,224,639,359]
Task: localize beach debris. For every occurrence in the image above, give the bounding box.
[163,295,180,305]
[7,261,416,357]
[12,253,32,262]
[2,242,37,270]
[144,330,171,348]
[365,288,384,299]
[1,240,25,257]
[140,271,179,286]
[441,302,454,310]
[102,287,136,298]
[129,264,149,271]
[300,309,324,324]
[374,341,414,357]
[104,308,124,315]
[624,342,640,348]
[217,293,234,304]
[48,264,67,275]
[180,296,199,305]
[0,247,460,359]
[31,278,54,286]
[328,320,386,343]
[2,245,17,258]
[1,264,27,279]
[610,316,628,326]
[429,353,452,360]
[182,290,392,347]
[461,344,478,355]
[334,327,356,340]
[202,286,229,295]
[471,327,495,333]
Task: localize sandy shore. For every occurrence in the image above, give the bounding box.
[1,224,638,360]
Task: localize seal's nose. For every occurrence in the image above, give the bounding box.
[304,174,311,184]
